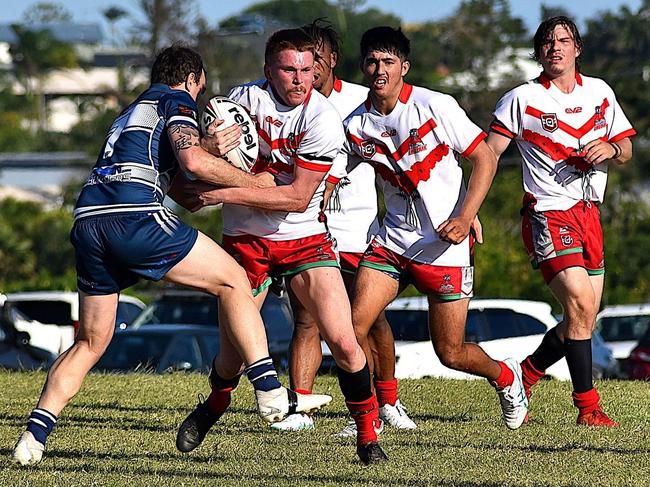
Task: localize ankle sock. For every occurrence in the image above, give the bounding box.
[244,357,282,392]
[26,408,57,446]
[374,378,398,407]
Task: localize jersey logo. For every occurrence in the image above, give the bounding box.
[360,140,376,158]
[540,113,558,133]
[565,107,582,114]
[265,115,283,127]
[408,128,427,155]
[177,105,197,119]
[594,106,607,130]
[381,128,397,137]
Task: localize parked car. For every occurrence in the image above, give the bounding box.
[628,326,650,380]
[6,291,145,356]
[130,289,294,368]
[93,324,220,373]
[596,304,650,371]
[321,297,618,380]
[0,297,55,370]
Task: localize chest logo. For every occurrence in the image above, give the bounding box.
[565,107,582,114]
[360,140,376,158]
[381,128,397,137]
[408,128,427,155]
[594,106,607,130]
[540,113,558,133]
[265,115,283,127]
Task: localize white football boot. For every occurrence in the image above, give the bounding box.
[334,418,384,438]
[269,413,315,431]
[255,387,332,423]
[496,358,529,430]
[13,431,45,465]
[379,400,417,429]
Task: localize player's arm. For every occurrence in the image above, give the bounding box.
[485,130,512,161]
[582,137,632,166]
[437,140,497,245]
[168,123,270,189]
[322,181,336,209]
[196,163,326,212]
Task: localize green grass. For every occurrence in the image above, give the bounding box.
[1,372,649,486]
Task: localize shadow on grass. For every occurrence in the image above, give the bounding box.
[387,438,650,455]
[0,451,530,487]
[0,447,225,464]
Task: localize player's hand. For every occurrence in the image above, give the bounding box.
[254,171,276,188]
[437,215,473,244]
[582,139,617,166]
[471,215,484,244]
[196,188,224,208]
[201,119,241,157]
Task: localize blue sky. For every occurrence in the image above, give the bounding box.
[1,0,642,34]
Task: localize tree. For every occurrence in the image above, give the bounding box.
[132,0,200,57]
[103,6,130,47]
[8,24,78,131]
[22,2,72,24]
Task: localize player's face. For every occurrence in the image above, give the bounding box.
[265,49,314,107]
[362,50,409,100]
[539,25,581,77]
[313,40,337,92]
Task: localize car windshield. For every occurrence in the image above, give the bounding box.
[598,315,650,342]
[95,334,171,371]
[385,310,429,341]
[131,296,218,327]
[9,300,73,327]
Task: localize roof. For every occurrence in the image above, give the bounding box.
[597,304,650,318]
[0,22,103,45]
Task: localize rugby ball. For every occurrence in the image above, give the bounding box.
[201,96,259,172]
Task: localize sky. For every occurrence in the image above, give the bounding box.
[0,0,643,35]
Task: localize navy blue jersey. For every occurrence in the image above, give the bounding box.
[74,84,199,220]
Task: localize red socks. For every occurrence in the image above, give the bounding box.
[573,388,600,414]
[375,378,398,407]
[294,388,311,395]
[207,387,234,416]
[346,396,378,446]
[493,361,515,389]
[521,356,545,392]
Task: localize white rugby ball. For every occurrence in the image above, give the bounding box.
[201,96,259,172]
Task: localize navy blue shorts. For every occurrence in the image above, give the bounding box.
[70,209,198,295]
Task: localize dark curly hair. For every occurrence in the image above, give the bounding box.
[151,44,204,86]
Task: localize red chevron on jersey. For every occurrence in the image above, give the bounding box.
[369,143,450,195]
[525,98,610,139]
[492,73,636,211]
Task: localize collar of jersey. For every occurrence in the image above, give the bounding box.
[537,72,583,90]
[365,82,413,116]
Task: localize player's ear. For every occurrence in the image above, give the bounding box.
[331,51,338,70]
[401,60,410,77]
[263,63,271,81]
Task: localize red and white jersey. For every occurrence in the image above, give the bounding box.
[345,83,486,266]
[223,80,345,240]
[491,73,636,211]
[323,78,379,253]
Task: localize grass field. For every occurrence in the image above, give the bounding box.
[1,371,649,486]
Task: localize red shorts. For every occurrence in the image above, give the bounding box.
[359,241,473,300]
[522,200,604,284]
[339,251,364,275]
[222,233,339,296]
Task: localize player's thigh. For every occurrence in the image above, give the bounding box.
[164,231,250,295]
[351,265,399,334]
[289,266,352,345]
[548,266,596,313]
[287,279,318,332]
[427,296,470,350]
[76,291,119,350]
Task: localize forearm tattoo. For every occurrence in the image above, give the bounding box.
[169,125,201,152]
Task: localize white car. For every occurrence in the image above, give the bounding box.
[322,297,617,380]
[6,291,145,356]
[596,304,650,363]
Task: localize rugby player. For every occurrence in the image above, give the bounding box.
[12,45,330,466]
[345,27,529,431]
[176,29,387,464]
[486,16,635,426]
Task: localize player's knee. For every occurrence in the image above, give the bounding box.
[435,343,465,370]
[329,336,360,364]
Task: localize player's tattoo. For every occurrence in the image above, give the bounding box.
[169,125,200,152]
